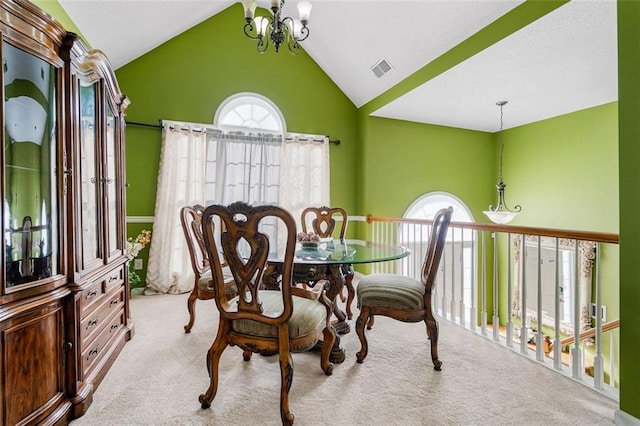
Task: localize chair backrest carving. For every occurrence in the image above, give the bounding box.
[422,207,453,293]
[202,202,297,325]
[301,206,347,239]
[180,204,209,278]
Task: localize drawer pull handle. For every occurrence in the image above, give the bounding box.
[110,324,119,331]
[86,347,100,360]
[87,319,99,328]
[109,276,118,283]
[110,300,119,307]
[86,290,98,298]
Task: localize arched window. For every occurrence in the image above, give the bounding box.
[403,191,473,222]
[214,92,285,132]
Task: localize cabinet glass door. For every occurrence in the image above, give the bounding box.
[105,104,119,254]
[3,42,58,286]
[79,82,101,265]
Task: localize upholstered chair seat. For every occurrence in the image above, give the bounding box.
[356,273,425,311]
[231,291,329,340]
[198,267,237,296]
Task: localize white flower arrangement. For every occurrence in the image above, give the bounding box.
[126,229,151,288]
[126,229,151,259]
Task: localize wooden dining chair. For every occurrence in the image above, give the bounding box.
[180,204,237,333]
[355,206,453,370]
[199,202,336,425]
[300,206,355,319]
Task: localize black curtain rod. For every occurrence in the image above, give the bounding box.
[126,121,341,145]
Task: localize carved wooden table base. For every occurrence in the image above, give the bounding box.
[263,261,352,363]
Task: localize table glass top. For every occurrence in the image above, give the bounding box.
[291,238,410,265]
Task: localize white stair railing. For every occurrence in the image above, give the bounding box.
[358,215,620,401]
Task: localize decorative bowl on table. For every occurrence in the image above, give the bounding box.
[296,231,326,258]
[301,241,319,251]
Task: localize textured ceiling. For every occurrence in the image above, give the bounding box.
[58,0,618,132]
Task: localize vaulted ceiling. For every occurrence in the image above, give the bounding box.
[58,0,618,132]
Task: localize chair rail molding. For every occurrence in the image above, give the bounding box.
[127,216,155,223]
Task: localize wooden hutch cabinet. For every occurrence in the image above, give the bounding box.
[0,1,132,424]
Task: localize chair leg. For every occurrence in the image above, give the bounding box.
[279,346,294,426]
[184,286,198,333]
[199,330,230,408]
[355,306,370,363]
[320,326,336,376]
[425,314,442,371]
[242,349,253,361]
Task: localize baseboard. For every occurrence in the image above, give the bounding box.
[616,409,640,426]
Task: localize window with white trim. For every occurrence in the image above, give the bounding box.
[214,92,285,132]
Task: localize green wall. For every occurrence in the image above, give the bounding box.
[116,3,358,219]
[359,116,495,220]
[504,102,619,232]
[618,0,640,418]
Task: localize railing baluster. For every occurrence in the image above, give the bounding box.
[609,330,615,387]
[493,231,500,341]
[553,237,562,370]
[520,233,528,355]
[572,239,582,379]
[594,243,604,389]
[385,221,389,272]
[536,236,544,362]
[441,229,448,319]
[371,221,378,273]
[481,231,487,336]
[450,228,456,321]
[459,229,466,327]
[470,230,477,330]
[506,233,513,347]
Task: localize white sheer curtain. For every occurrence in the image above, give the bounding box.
[145,123,207,294]
[145,123,330,295]
[204,132,282,205]
[279,133,330,229]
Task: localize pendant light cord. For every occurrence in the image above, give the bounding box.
[497,100,507,183]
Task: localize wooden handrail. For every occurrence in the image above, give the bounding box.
[366,215,619,245]
[560,319,620,347]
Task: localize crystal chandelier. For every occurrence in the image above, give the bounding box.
[241,0,312,54]
[483,101,522,224]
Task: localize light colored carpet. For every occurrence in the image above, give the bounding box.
[71,291,618,426]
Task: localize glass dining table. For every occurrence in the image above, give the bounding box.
[263,238,410,363]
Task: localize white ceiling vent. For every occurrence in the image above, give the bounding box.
[370,58,393,78]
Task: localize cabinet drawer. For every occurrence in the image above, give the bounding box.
[79,267,125,317]
[80,288,125,348]
[81,309,125,376]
